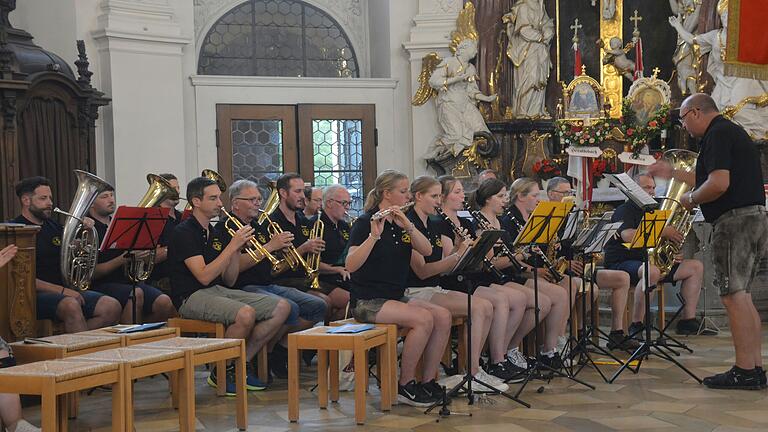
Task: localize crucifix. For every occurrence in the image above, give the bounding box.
[630,9,642,38]
[571,18,583,43]
[651,67,661,79]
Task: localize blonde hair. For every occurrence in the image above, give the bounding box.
[438,175,459,199]
[509,177,539,203]
[410,175,440,198]
[364,170,408,212]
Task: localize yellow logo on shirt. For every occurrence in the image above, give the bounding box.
[52,236,61,246]
[401,232,411,244]
[257,233,268,244]
[301,226,310,237]
[212,239,223,252]
[341,230,349,241]
[435,237,443,248]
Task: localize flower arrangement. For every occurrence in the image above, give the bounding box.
[618,99,672,156]
[532,158,562,180]
[555,119,613,147]
[591,156,618,182]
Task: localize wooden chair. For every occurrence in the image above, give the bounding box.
[133,337,248,431]
[65,347,193,432]
[167,317,268,391]
[0,360,126,432]
[288,326,391,425]
[78,327,180,347]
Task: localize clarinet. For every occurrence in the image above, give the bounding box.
[505,209,565,283]
[435,206,508,282]
[470,209,527,274]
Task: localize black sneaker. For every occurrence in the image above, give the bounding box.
[628,321,645,341]
[675,318,702,335]
[420,379,444,400]
[757,367,767,388]
[539,353,563,371]
[703,366,764,390]
[269,344,289,379]
[607,330,641,351]
[397,380,437,407]
[207,366,237,396]
[502,357,529,376]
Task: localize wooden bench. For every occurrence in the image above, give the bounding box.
[0,360,125,431]
[78,326,180,347]
[133,337,247,431]
[65,347,193,431]
[288,326,391,425]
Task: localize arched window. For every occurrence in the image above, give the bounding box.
[198,0,359,78]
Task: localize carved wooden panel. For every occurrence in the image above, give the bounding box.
[0,225,39,342]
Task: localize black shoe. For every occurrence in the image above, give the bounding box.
[397,380,437,407]
[420,379,444,400]
[302,350,316,367]
[607,330,641,351]
[703,366,764,390]
[757,367,767,388]
[628,321,645,341]
[486,361,520,382]
[269,345,289,379]
[539,353,564,371]
[675,318,701,335]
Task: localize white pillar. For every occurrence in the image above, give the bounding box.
[92,0,191,204]
[402,0,462,176]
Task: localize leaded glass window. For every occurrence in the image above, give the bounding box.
[232,119,284,189]
[199,0,359,78]
[312,119,363,216]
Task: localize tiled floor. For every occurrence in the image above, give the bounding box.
[20,327,768,431]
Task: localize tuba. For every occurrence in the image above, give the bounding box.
[648,149,698,277]
[124,174,179,283]
[258,182,318,285]
[55,170,113,291]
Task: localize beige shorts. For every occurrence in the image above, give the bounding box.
[405,286,450,301]
[179,285,280,326]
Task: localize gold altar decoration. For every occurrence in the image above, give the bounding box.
[600,0,624,118]
[516,130,552,179]
[449,2,478,54]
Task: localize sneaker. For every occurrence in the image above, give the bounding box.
[506,348,529,370]
[302,349,317,367]
[471,375,509,393]
[475,369,510,390]
[438,373,464,389]
[703,366,764,390]
[13,419,41,432]
[607,330,641,351]
[269,344,289,379]
[757,367,767,388]
[207,366,237,396]
[675,318,702,335]
[245,372,268,391]
[540,352,564,371]
[421,379,445,400]
[628,321,645,341]
[397,380,437,407]
[486,361,520,382]
[556,335,568,354]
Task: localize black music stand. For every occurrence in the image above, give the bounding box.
[101,206,169,324]
[512,202,594,398]
[568,219,628,382]
[556,207,586,372]
[426,230,529,418]
[608,209,702,383]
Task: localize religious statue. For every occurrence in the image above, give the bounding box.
[670,0,768,139]
[413,4,497,160]
[602,0,617,20]
[597,37,636,81]
[503,0,555,119]
[669,0,701,95]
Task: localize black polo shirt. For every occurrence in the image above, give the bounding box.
[214,214,272,288]
[10,215,64,286]
[695,115,764,222]
[168,216,230,309]
[258,208,312,281]
[406,208,444,288]
[603,201,646,265]
[349,210,413,303]
[311,211,350,285]
[92,218,128,284]
[150,208,183,281]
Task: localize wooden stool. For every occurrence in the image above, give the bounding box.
[10,333,124,419]
[78,326,180,347]
[288,326,391,425]
[134,337,247,430]
[65,347,192,432]
[0,360,125,432]
[167,317,269,388]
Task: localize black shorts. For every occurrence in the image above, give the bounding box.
[91,282,165,315]
[606,260,678,286]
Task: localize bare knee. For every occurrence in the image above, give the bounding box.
[57,297,83,322]
[96,296,122,322]
[154,294,176,317]
[431,306,452,332]
[273,299,292,321]
[407,309,434,333]
[647,266,662,284]
[473,297,493,319]
[235,306,257,328]
[538,294,553,316]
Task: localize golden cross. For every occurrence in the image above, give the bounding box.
[571,18,583,42]
[630,10,643,33]
[581,64,587,75]
[652,67,661,79]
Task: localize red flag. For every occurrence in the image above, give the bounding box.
[634,37,644,80]
[573,41,582,78]
[725,0,768,79]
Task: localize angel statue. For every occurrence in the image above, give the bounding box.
[412,6,497,160]
[503,0,555,119]
[669,0,701,95]
[597,37,636,81]
[670,0,768,138]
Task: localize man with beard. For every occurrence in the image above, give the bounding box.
[88,186,176,323]
[10,177,121,333]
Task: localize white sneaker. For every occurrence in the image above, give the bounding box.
[438,374,463,389]
[471,375,508,393]
[506,348,528,369]
[475,369,505,387]
[13,420,41,432]
[556,335,568,354]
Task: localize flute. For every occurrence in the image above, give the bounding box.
[371,202,415,221]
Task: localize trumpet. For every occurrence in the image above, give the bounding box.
[219,208,290,276]
[304,209,324,289]
[371,202,414,221]
[344,211,357,226]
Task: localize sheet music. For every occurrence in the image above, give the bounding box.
[561,210,584,242]
[572,211,614,250]
[585,222,622,254]
[604,173,659,211]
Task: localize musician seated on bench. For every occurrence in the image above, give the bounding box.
[168,177,291,395]
[603,173,704,337]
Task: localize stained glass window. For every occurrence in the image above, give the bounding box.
[312,119,363,216]
[231,119,284,191]
[199,0,359,78]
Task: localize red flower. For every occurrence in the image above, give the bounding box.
[648,120,658,128]
[654,152,663,159]
[626,128,634,136]
[571,125,582,133]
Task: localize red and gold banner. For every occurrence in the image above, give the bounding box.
[725,0,768,79]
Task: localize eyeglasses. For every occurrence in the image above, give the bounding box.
[234,197,263,204]
[678,108,698,124]
[552,189,574,196]
[329,199,352,208]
